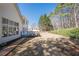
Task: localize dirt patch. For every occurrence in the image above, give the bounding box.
[9,32,79,56]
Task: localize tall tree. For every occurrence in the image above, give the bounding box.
[49,3,78,29]
[74,4,78,28]
[39,14,53,31]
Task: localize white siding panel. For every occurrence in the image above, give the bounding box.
[0,4,22,44]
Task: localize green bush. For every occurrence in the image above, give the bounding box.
[50,28,79,39]
[50,28,72,36]
[69,28,79,39]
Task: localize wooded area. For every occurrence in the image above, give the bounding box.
[39,14,53,31]
[39,3,79,39]
[49,3,79,29]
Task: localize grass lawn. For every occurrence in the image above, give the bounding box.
[50,28,79,39]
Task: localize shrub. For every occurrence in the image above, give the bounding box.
[50,28,79,39]
[69,28,79,39]
[50,28,72,36]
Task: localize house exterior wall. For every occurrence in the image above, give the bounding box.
[0,3,23,44]
[0,17,2,38]
[21,16,28,36]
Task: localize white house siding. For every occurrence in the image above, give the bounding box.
[0,17,2,38]
[0,4,23,44]
[21,16,28,36]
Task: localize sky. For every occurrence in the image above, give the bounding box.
[17,3,58,27]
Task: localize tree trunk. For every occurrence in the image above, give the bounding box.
[74,4,78,28]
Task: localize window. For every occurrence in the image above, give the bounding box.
[2,17,19,37]
[2,26,8,37]
[2,18,8,24]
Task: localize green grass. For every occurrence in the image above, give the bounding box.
[50,28,79,39]
[50,28,73,36]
